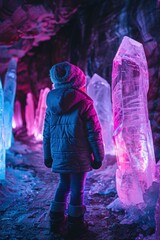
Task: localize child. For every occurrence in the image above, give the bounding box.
[43,61,104,236]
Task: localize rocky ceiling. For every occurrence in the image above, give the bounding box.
[0,0,160,160]
[0,0,82,77]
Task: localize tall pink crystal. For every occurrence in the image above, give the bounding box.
[112,36,156,205]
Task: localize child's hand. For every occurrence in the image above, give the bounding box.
[91,160,102,169]
[44,158,53,168]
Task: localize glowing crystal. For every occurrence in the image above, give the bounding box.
[25,93,35,136]
[112,36,156,205]
[12,100,23,129]
[155,183,160,239]
[3,57,18,149]
[0,79,5,180]
[34,87,50,140]
[87,73,115,155]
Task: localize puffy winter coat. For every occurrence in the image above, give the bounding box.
[43,87,104,173]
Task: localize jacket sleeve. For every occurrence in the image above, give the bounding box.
[43,108,53,167]
[84,102,104,163]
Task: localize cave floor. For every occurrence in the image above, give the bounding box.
[0,129,155,240]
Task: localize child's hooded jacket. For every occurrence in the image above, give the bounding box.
[43,87,104,173]
[43,61,104,172]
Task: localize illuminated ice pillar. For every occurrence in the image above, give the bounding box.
[34,87,50,140]
[112,36,156,205]
[25,93,35,136]
[0,79,5,180]
[87,73,115,155]
[12,100,23,129]
[3,57,18,149]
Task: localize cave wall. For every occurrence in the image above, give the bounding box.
[0,0,160,160]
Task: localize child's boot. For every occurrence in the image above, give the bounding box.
[49,201,67,234]
[68,204,88,236]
